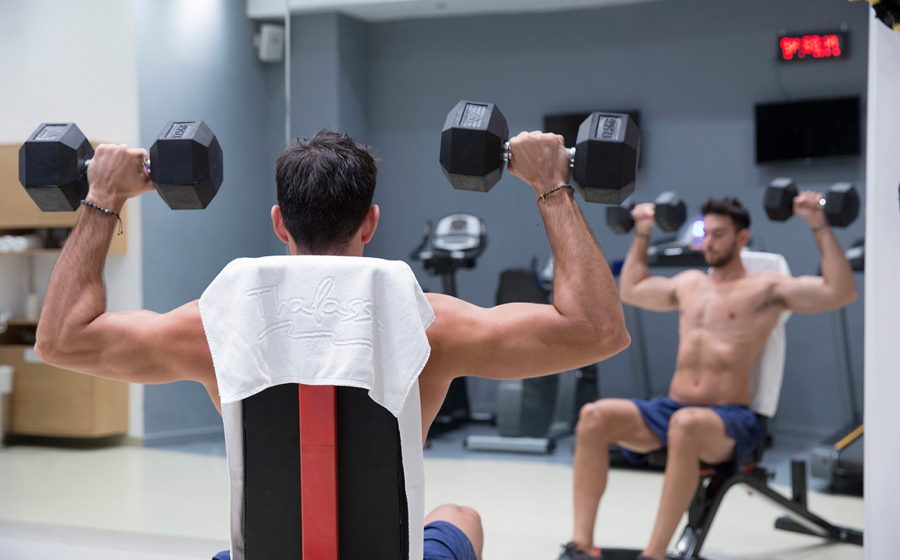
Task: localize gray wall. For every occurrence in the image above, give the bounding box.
[288,13,370,140]
[136,0,284,440]
[350,0,867,439]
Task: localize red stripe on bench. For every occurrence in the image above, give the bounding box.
[299,385,339,560]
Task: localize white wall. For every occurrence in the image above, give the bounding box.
[0,0,144,437]
[864,10,900,560]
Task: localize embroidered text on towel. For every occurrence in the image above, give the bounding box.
[246,277,385,347]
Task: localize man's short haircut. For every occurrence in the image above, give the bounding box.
[275,131,378,253]
[701,196,751,231]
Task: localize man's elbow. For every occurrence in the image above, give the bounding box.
[33,335,58,365]
[589,323,631,361]
[34,330,75,368]
[840,287,858,308]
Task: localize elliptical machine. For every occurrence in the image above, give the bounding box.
[411,213,487,435]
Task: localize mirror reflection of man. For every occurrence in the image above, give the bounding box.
[560,196,857,560]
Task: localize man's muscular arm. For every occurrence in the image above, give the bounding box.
[619,203,679,311]
[427,132,629,382]
[34,145,215,393]
[773,191,857,313]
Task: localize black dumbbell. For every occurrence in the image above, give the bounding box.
[19,121,223,211]
[439,100,640,205]
[764,178,859,228]
[606,191,687,234]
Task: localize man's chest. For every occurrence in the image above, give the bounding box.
[678,279,778,330]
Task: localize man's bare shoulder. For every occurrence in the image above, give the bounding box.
[672,269,707,289]
[157,300,217,386]
[739,270,792,294]
[423,292,484,350]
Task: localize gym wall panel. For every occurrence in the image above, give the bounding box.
[863,11,900,560]
[287,13,370,141]
[354,0,869,437]
[0,0,144,437]
[136,0,285,441]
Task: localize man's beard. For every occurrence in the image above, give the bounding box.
[704,244,738,268]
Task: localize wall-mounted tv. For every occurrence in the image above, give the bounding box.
[755,96,860,163]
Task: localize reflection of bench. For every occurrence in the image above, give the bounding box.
[607,252,862,559]
[223,384,412,559]
[672,447,862,559]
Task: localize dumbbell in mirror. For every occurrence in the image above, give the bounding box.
[764,178,859,228]
[19,121,223,211]
[439,100,640,205]
[606,191,687,234]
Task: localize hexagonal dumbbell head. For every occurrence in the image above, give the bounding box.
[606,203,635,234]
[439,101,509,192]
[150,121,223,209]
[823,182,859,228]
[763,177,798,222]
[654,191,687,232]
[572,112,639,205]
[19,123,94,211]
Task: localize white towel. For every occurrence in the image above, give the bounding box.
[199,255,435,416]
[738,251,792,417]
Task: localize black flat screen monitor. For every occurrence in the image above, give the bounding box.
[755,96,860,163]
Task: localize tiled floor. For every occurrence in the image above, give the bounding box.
[0,430,863,560]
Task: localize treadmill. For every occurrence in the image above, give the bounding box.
[411,214,487,435]
[810,239,864,494]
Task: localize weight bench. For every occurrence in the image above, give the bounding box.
[604,251,862,559]
[220,384,415,559]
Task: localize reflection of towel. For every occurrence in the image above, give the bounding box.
[201,256,434,560]
[199,255,434,415]
[738,251,792,417]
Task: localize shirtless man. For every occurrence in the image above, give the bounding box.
[34,130,630,560]
[559,196,857,560]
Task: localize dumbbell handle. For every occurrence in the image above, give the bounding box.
[502,142,576,168]
[84,158,152,176]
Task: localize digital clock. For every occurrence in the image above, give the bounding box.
[778,31,846,62]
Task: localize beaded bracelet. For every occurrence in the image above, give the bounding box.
[538,184,574,204]
[80,199,124,236]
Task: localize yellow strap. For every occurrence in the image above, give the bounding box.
[835,424,864,451]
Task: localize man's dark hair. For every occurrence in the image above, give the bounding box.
[700,196,751,231]
[275,131,378,253]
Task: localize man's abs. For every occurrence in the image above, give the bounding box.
[668,366,751,406]
[667,330,764,405]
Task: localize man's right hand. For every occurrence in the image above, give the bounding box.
[632,203,656,235]
[86,144,154,212]
[507,131,571,196]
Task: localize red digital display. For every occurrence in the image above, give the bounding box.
[779,32,845,61]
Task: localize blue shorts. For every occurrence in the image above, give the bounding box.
[619,396,766,477]
[424,520,478,560]
[212,521,476,560]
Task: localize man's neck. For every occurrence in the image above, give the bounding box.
[708,257,747,283]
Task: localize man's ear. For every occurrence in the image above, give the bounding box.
[271,205,291,244]
[737,227,750,248]
[360,204,380,245]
